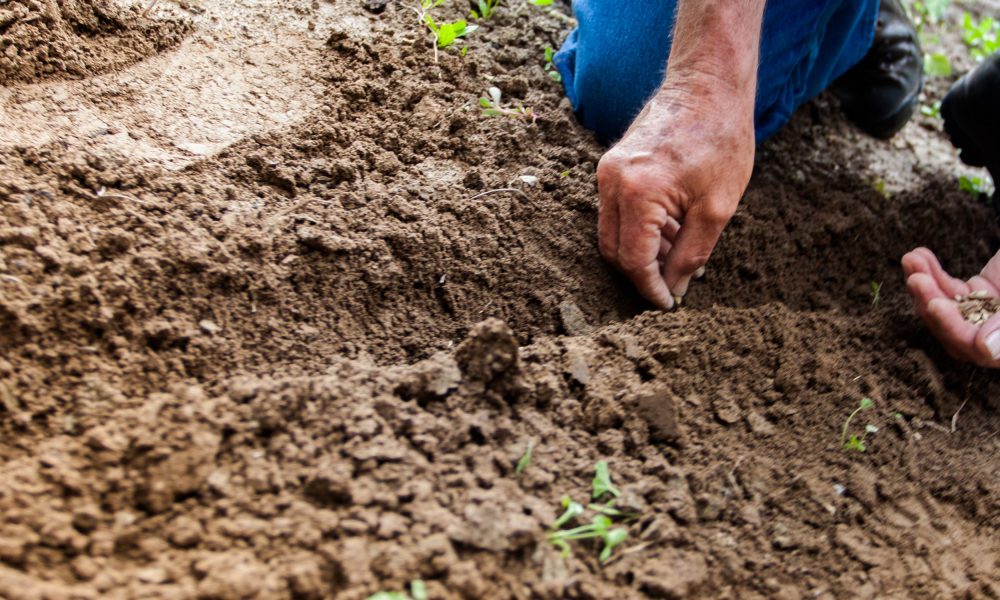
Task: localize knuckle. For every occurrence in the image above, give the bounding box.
[703,202,736,224]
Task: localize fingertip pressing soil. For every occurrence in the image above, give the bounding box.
[0,0,191,85]
[1,0,1000,598]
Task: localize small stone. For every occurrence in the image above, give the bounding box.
[168,516,203,548]
[566,349,589,385]
[746,411,776,436]
[558,301,593,336]
[71,556,100,581]
[634,388,682,443]
[199,320,220,334]
[713,395,742,425]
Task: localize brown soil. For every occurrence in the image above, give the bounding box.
[1,0,999,598]
[0,0,190,84]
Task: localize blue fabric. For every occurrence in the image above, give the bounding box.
[554,0,880,145]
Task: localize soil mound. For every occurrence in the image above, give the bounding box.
[0,0,189,84]
[1,0,999,597]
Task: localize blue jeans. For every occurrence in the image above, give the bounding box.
[555,0,880,145]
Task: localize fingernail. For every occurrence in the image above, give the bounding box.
[672,294,683,307]
[694,267,706,279]
[987,330,1000,359]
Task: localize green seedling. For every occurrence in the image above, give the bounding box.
[870,280,883,306]
[530,0,554,5]
[592,460,620,499]
[543,46,562,82]
[959,174,991,197]
[479,87,539,122]
[548,514,629,562]
[910,0,950,30]
[424,14,478,49]
[553,495,585,529]
[367,580,427,600]
[515,441,533,474]
[470,0,499,19]
[410,580,427,600]
[923,52,952,77]
[872,177,888,199]
[548,461,635,562]
[920,100,942,119]
[841,397,875,452]
[961,12,999,61]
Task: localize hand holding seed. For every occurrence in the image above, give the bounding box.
[902,246,1000,367]
[596,83,753,309]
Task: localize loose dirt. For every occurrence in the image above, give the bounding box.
[1,0,999,598]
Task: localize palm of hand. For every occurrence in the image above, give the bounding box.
[902,247,1000,366]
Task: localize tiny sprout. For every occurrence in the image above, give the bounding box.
[479,87,538,122]
[470,0,499,19]
[923,52,952,77]
[543,46,562,82]
[592,460,621,499]
[959,174,991,197]
[425,15,478,49]
[920,101,942,119]
[841,397,876,452]
[870,280,883,306]
[553,495,584,529]
[515,441,533,474]
[599,527,628,562]
[410,580,427,600]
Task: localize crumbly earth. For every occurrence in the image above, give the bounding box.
[1,0,999,598]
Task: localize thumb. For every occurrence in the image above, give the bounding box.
[975,311,1000,364]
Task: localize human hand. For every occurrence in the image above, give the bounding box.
[596,80,755,309]
[902,246,1000,367]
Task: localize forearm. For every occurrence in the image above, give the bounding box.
[665,0,766,103]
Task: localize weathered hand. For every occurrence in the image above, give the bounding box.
[596,82,755,309]
[902,246,1000,367]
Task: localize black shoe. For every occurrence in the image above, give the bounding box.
[830,0,923,139]
[941,51,1000,203]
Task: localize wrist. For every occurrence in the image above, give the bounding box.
[665,0,764,102]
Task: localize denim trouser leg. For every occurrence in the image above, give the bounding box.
[554,0,880,145]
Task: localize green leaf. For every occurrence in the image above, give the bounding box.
[592,460,621,499]
[481,108,502,117]
[865,424,879,434]
[599,528,628,562]
[921,101,941,119]
[530,0,554,5]
[859,397,874,410]
[552,495,584,529]
[844,435,866,452]
[515,441,533,474]
[544,46,554,62]
[959,175,989,196]
[923,52,952,77]
[410,580,427,600]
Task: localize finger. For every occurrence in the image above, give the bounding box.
[913,248,969,298]
[906,272,949,318]
[657,237,673,264]
[617,204,674,309]
[979,250,1000,282]
[625,260,675,309]
[661,198,730,295]
[662,216,681,242]
[598,187,620,265]
[974,312,1000,366]
[925,297,978,362]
